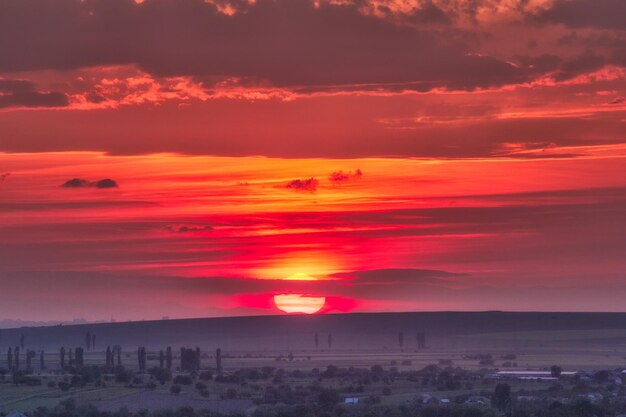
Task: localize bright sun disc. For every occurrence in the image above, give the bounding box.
[273,294,326,314]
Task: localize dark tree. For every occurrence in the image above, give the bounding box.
[68,348,74,366]
[327,333,332,349]
[574,399,594,417]
[20,334,24,349]
[85,331,92,351]
[75,347,84,368]
[40,350,45,370]
[14,346,20,370]
[159,350,165,368]
[314,332,319,349]
[317,388,340,410]
[165,346,172,370]
[105,346,112,367]
[116,346,122,367]
[7,347,13,371]
[398,331,404,350]
[551,365,562,378]
[593,370,609,383]
[60,347,66,369]
[180,347,200,372]
[137,346,147,372]
[216,348,223,376]
[492,382,512,413]
[416,331,426,349]
[26,349,36,371]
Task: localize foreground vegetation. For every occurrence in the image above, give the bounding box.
[2,359,626,417]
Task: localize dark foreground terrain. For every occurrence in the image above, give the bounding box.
[2,312,626,416]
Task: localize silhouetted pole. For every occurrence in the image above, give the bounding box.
[26,349,35,371]
[216,348,223,376]
[60,347,66,369]
[75,347,84,368]
[166,346,172,370]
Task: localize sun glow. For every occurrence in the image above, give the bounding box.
[284,272,317,281]
[273,294,326,314]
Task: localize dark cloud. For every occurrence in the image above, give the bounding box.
[94,178,118,188]
[331,268,467,285]
[401,1,454,25]
[62,178,90,188]
[165,224,214,233]
[329,169,362,183]
[0,0,546,92]
[62,178,118,188]
[0,78,69,109]
[285,177,318,192]
[531,0,626,30]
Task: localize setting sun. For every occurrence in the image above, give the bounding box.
[273,294,326,314]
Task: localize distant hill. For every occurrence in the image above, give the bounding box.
[1,311,626,351]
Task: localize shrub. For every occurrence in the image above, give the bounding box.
[198,371,213,381]
[173,375,193,385]
[115,368,134,383]
[170,384,182,394]
[317,388,340,410]
[225,387,237,399]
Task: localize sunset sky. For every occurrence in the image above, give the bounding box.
[1,0,625,322]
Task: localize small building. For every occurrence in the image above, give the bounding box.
[517,395,537,402]
[586,393,603,403]
[493,370,575,381]
[464,396,489,406]
[418,393,435,404]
